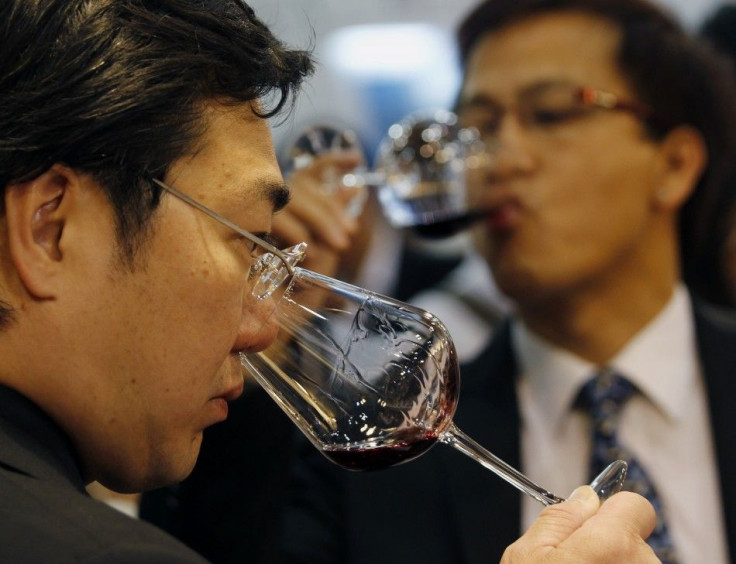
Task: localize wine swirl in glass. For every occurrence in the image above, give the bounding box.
[241,262,627,506]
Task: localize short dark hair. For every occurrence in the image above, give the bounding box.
[0,0,313,326]
[457,0,736,305]
[697,5,736,307]
[700,5,736,69]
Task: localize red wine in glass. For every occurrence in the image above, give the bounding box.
[322,430,439,471]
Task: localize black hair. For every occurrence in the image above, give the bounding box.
[696,4,736,307]
[0,0,314,326]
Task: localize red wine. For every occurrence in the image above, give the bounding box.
[321,430,439,471]
[319,328,460,472]
[411,209,488,239]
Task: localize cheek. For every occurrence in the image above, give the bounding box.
[542,143,652,236]
[136,255,249,373]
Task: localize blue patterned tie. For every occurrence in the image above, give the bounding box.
[578,368,678,564]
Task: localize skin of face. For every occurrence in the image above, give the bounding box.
[2,101,286,492]
[459,11,696,357]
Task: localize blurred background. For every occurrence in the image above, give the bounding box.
[248,0,732,165]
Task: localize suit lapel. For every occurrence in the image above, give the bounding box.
[694,302,736,562]
[440,322,521,563]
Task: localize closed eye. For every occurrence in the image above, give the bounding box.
[252,232,278,247]
[531,107,587,126]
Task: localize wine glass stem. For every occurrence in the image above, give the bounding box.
[439,423,565,506]
[341,171,385,188]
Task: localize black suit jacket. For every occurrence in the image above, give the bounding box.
[279,301,736,563]
[0,386,207,563]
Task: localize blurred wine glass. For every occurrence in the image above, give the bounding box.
[284,110,489,238]
[374,109,488,237]
[284,125,369,218]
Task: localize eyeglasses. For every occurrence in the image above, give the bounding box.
[151,178,306,299]
[457,84,656,142]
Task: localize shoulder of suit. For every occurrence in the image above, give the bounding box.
[694,298,736,333]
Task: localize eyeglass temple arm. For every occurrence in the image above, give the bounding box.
[151,178,295,276]
[578,87,654,121]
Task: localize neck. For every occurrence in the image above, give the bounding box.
[517,250,679,365]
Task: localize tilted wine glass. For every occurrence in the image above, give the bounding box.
[240,244,628,506]
[154,176,626,506]
[284,110,491,238]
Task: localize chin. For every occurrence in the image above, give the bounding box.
[90,431,204,493]
[169,433,204,483]
[139,435,206,492]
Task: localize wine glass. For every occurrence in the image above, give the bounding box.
[373,108,489,238]
[283,124,370,218]
[283,110,490,239]
[240,261,627,506]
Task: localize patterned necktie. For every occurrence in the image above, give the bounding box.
[577,368,678,564]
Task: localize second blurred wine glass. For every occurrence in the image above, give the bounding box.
[284,124,370,218]
[284,110,488,237]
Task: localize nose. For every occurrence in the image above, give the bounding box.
[232,294,280,353]
[480,117,536,181]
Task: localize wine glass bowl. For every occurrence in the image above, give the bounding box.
[283,111,488,237]
[242,267,459,471]
[374,109,487,235]
[283,124,369,218]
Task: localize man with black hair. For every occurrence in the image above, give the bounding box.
[0,1,311,560]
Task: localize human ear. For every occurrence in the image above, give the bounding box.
[4,165,73,299]
[652,125,707,211]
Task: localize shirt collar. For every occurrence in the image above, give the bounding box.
[512,285,697,430]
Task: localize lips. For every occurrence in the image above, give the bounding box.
[476,193,523,232]
[206,379,244,424]
[217,380,245,403]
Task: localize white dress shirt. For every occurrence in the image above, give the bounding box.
[515,286,728,564]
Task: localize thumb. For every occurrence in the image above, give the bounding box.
[528,486,600,546]
[501,486,600,563]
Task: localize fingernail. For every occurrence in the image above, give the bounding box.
[569,485,595,502]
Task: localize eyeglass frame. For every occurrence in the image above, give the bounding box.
[151,178,301,297]
[456,85,661,138]
[576,87,654,122]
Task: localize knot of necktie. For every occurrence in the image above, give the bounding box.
[577,368,636,438]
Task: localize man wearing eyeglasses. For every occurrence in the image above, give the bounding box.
[280,1,736,563]
[0,0,310,561]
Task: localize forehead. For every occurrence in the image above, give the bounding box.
[462,11,632,101]
[171,101,287,212]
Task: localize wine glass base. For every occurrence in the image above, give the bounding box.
[590,460,628,501]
